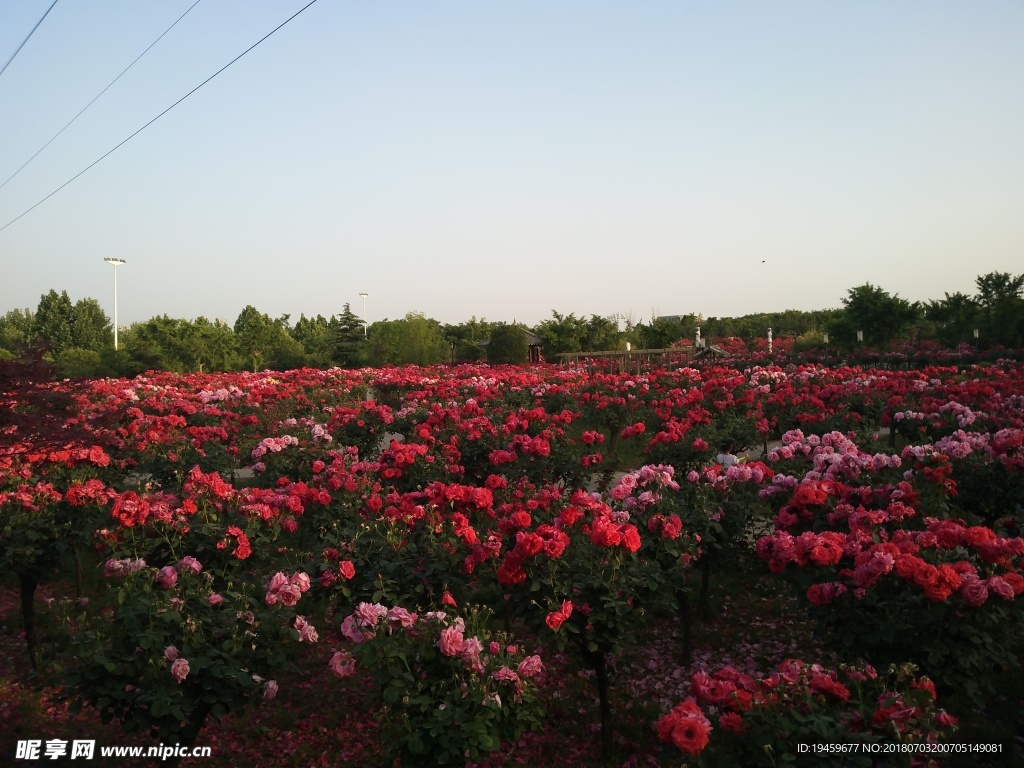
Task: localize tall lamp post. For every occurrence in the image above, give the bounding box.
[359,292,368,338]
[103,257,126,350]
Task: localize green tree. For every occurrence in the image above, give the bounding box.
[486,324,529,364]
[0,308,34,355]
[443,316,496,362]
[291,314,332,368]
[974,271,1024,348]
[56,348,103,378]
[330,303,367,367]
[533,311,587,358]
[636,315,693,349]
[120,316,190,372]
[269,333,306,371]
[580,315,623,351]
[829,283,920,350]
[70,298,113,353]
[181,317,240,372]
[34,290,75,356]
[924,292,979,348]
[366,312,448,366]
[233,306,281,372]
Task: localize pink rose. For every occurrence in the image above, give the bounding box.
[155,566,178,589]
[176,556,202,574]
[340,615,371,644]
[205,593,223,607]
[276,584,302,607]
[987,575,1015,600]
[354,602,388,627]
[437,625,465,657]
[170,658,190,683]
[291,572,311,593]
[959,576,989,607]
[386,607,418,629]
[492,666,521,685]
[489,641,501,655]
[164,645,178,661]
[329,650,357,679]
[459,636,484,672]
[263,680,278,701]
[516,655,544,678]
[295,616,319,643]
[268,572,289,593]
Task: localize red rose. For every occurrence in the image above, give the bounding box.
[655,700,712,756]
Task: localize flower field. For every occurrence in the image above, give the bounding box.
[2,360,1023,766]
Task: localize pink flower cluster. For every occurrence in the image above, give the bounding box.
[165,646,190,683]
[103,557,147,578]
[265,571,311,606]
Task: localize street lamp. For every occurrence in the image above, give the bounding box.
[103,257,126,350]
[359,292,368,338]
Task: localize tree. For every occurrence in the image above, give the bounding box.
[34,290,75,356]
[636,315,692,349]
[580,315,623,352]
[234,306,281,372]
[56,348,103,378]
[330,304,367,367]
[974,271,1024,348]
[924,292,979,348]
[443,317,496,362]
[120,316,190,372]
[366,313,448,366]
[180,317,240,372]
[70,298,113,353]
[291,314,332,368]
[533,311,587,358]
[0,308,34,355]
[486,324,529,364]
[829,283,920,350]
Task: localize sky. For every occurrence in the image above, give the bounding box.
[1,1,1022,329]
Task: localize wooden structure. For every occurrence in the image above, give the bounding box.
[479,329,544,363]
[556,348,692,374]
[692,344,732,361]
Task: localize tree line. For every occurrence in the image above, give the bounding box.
[2,271,1022,377]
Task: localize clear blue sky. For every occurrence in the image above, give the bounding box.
[1,1,1022,328]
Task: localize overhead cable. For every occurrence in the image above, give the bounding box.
[0,0,62,80]
[0,0,321,235]
[0,0,205,192]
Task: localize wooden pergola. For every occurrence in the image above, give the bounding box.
[556,348,692,374]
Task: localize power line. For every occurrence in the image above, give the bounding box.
[0,0,205,192]
[0,0,321,235]
[0,0,61,80]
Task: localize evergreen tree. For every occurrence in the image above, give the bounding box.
[331,303,366,367]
